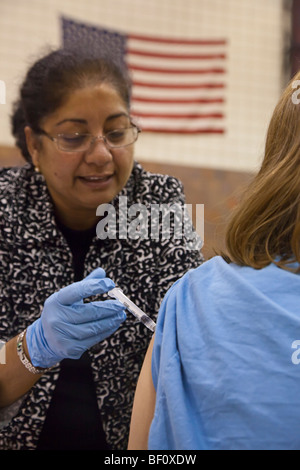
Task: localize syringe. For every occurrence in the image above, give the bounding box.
[108,287,156,333]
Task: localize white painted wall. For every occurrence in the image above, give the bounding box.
[0,0,288,172]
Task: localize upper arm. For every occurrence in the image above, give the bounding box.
[128,335,156,450]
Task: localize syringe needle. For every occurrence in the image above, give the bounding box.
[108,287,156,333]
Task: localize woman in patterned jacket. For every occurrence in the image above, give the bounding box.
[0,47,203,450]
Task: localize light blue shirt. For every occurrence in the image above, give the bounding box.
[149,256,300,450]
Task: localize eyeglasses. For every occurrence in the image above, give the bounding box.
[36,125,141,152]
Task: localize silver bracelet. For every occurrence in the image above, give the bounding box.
[16,329,52,375]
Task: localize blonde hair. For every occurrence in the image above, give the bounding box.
[224,72,300,272]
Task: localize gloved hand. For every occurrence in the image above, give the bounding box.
[26,268,126,368]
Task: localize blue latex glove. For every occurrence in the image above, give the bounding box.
[26,268,126,368]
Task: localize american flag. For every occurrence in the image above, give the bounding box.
[62,17,227,135]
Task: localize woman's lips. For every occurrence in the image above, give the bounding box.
[78,174,114,188]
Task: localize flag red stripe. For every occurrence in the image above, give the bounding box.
[129,33,227,46]
[129,64,226,74]
[132,80,225,89]
[62,18,227,135]
[131,112,224,119]
[127,48,226,60]
[132,96,225,104]
[139,127,225,134]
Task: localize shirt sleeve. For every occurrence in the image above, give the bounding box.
[149,271,203,450]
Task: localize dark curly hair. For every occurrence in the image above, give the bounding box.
[11,47,132,162]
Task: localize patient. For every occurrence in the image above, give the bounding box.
[128,71,300,450]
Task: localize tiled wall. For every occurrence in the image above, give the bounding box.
[0,0,288,173]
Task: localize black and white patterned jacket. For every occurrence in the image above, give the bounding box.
[0,161,203,450]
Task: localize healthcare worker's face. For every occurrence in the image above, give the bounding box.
[25,83,135,229]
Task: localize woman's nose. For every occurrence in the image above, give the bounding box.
[83,137,113,165]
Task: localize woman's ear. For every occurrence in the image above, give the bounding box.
[24,126,41,169]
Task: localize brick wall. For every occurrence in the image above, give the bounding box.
[0,145,253,259]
